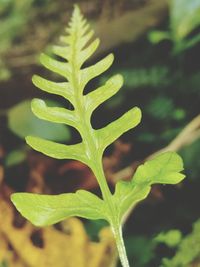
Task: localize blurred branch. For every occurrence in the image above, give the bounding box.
[7,55,37,68]
[114,114,200,182]
[148,114,200,159]
[94,0,168,56]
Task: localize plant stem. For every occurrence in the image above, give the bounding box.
[112,225,130,267]
[91,159,113,202]
[69,16,130,267]
[91,160,130,267]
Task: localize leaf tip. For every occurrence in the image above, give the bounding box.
[10,193,17,204]
[32,74,43,89]
[132,106,142,124]
[10,193,44,227]
[10,193,24,214]
[96,38,100,47]
[25,135,35,148]
[73,4,81,13]
[114,74,124,87]
[32,74,38,84]
[39,53,47,64]
[31,98,45,108]
[109,53,115,63]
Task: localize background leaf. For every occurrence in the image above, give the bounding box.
[171,0,200,40]
[162,220,200,267]
[8,100,70,141]
[154,230,182,248]
[5,149,26,167]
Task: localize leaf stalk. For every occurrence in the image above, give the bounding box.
[111,225,130,267]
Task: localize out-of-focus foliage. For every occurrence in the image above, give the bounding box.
[146,96,185,121]
[5,148,27,167]
[0,262,7,267]
[101,66,170,90]
[180,139,200,180]
[161,220,200,267]
[0,0,65,81]
[154,229,182,248]
[0,98,71,167]
[100,66,171,108]
[100,61,197,147]
[124,220,200,267]
[8,100,70,141]
[149,0,200,52]
[125,236,155,267]
[0,0,33,45]
[0,0,167,82]
[0,0,34,80]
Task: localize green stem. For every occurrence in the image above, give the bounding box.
[70,20,130,267]
[92,161,130,267]
[112,225,130,267]
[91,159,112,203]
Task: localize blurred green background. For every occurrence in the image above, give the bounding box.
[0,0,200,266]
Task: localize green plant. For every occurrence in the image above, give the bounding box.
[11,6,185,267]
[7,99,70,141]
[149,0,200,53]
[0,0,34,80]
[161,219,200,267]
[154,229,182,248]
[0,260,8,267]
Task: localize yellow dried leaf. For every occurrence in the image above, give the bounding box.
[0,198,117,267]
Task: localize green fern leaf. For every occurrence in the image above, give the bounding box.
[25,6,141,167]
[12,5,141,225]
[133,152,185,185]
[11,190,107,226]
[11,6,185,267]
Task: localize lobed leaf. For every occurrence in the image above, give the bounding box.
[97,107,142,153]
[32,75,74,104]
[78,38,100,67]
[61,28,93,50]
[112,151,185,221]
[26,6,140,168]
[26,136,88,165]
[78,29,94,49]
[40,53,71,79]
[31,99,78,129]
[113,181,151,220]
[52,45,70,61]
[81,54,114,89]
[11,190,106,226]
[133,152,185,185]
[84,74,123,116]
[11,7,185,245]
